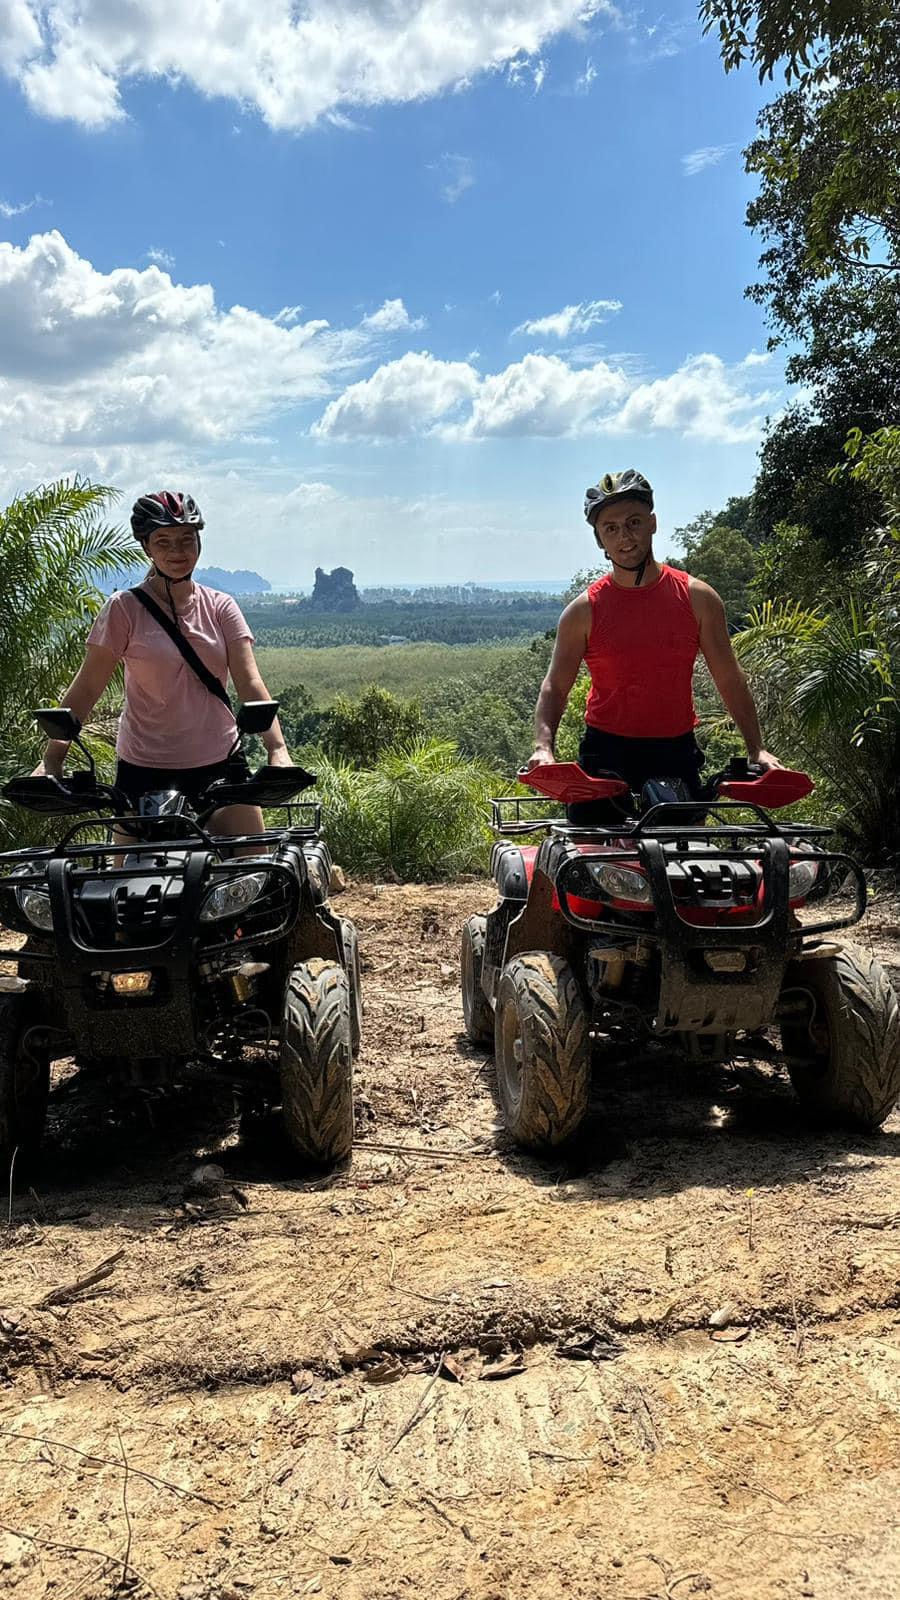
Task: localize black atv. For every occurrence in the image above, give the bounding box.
[461,758,900,1150]
[0,703,362,1172]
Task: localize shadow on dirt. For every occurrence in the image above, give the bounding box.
[467,1035,900,1201]
[11,1059,339,1231]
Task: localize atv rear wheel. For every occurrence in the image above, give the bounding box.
[0,993,51,1174]
[461,914,493,1045]
[780,946,900,1130]
[280,959,354,1165]
[494,954,590,1150]
[340,918,363,1057]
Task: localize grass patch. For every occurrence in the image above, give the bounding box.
[256,642,513,702]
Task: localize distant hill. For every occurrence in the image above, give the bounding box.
[98,565,271,596]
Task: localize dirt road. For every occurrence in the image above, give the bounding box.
[2,883,898,1600]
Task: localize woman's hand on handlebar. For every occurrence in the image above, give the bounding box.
[266,744,294,769]
[31,757,65,780]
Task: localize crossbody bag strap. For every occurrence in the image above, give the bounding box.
[129,587,232,709]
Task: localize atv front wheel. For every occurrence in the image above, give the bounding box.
[494,954,590,1150]
[0,993,51,1173]
[461,915,493,1045]
[280,959,354,1165]
[340,918,363,1058]
[780,946,900,1130]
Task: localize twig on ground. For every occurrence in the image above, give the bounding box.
[37,1248,125,1308]
[370,1354,445,1486]
[787,1272,804,1359]
[0,1428,223,1507]
[0,1521,157,1596]
[115,1425,133,1594]
[6,1146,18,1228]
[356,1140,493,1162]
[419,1493,476,1543]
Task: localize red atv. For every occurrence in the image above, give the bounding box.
[461,759,900,1150]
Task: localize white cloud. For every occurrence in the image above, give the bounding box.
[146,246,175,269]
[0,192,47,218]
[313,348,775,444]
[431,153,476,204]
[311,351,480,440]
[575,56,597,94]
[682,144,733,177]
[361,298,426,333]
[458,353,628,439]
[513,299,623,340]
[2,1,609,131]
[0,229,368,447]
[611,353,773,443]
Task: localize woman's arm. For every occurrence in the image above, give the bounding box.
[33,643,120,776]
[226,637,292,766]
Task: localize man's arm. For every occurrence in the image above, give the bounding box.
[691,580,782,770]
[525,595,591,769]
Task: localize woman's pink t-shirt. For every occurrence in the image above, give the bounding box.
[87,584,254,768]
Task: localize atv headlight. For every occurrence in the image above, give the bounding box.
[200,871,268,923]
[11,865,53,931]
[788,854,820,899]
[588,862,652,905]
[16,887,54,931]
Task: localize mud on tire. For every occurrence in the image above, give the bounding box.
[494,953,590,1150]
[461,914,493,1045]
[280,959,354,1165]
[340,918,363,1058]
[780,945,900,1131]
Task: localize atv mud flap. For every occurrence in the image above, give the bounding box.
[637,838,792,1035]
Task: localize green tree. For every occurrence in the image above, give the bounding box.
[734,429,900,857]
[705,4,899,281]
[675,516,758,622]
[308,739,501,880]
[276,683,323,749]
[322,684,426,767]
[0,480,134,845]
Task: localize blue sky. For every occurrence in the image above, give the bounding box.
[0,2,782,586]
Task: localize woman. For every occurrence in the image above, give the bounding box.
[34,490,291,838]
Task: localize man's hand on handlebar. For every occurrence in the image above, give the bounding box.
[522,746,556,772]
[753,749,784,772]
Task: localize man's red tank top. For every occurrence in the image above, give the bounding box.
[583,565,699,738]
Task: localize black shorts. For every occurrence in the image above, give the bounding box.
[114,756,249,812]
[568,727,705,825]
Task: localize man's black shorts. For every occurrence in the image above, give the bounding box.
[568,726,705,825]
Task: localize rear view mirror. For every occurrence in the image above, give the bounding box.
[34,706,82,742]
[237,700,279,736]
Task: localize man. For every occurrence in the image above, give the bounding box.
[527,470,781,819]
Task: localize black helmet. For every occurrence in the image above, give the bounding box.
[584,469,653,527]
[130,490,204,543]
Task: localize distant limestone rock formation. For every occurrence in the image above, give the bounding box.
[99,565,271,596]
[310,565,360,611]
[197,566,271,594]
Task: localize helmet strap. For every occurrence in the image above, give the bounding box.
[610,554,649,587]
